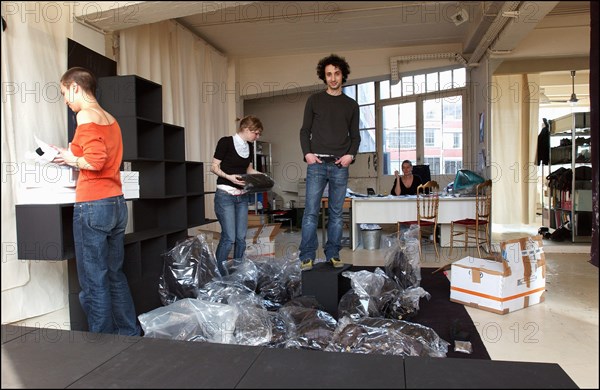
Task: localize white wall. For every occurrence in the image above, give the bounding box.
[239,43,464,97]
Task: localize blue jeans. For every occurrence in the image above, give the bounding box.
[300,162,348,261]
[73,195,140,336]
[214,189,250,273]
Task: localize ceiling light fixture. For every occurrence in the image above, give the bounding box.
[451,8,469,26]
[568,70,579,104]
[544,70,580,105]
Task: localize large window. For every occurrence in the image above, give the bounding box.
[343,82,375,153]
[344,67,466,176]
[382,102,416,165]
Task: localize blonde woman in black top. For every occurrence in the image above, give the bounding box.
[211,116,263,274]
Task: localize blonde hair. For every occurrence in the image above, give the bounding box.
[236,115,263,135]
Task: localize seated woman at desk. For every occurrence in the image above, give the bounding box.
[390,160,423,195]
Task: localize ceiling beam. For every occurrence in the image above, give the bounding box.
[462,1,501,53]
[73,1,254,32]
[490,1,559,51]
[493,56,589,74]
[467,1,522,65]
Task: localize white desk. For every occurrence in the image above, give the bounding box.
[351,196,477,250]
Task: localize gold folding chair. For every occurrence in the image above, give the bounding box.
[397,180,440,259]
[449,179,492,257]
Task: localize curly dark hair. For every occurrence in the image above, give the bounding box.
[316,54,351,84]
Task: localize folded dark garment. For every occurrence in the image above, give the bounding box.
[240,173,274,193]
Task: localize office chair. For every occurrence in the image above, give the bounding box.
[412,164,431,186]
[397,180,440,259]
[449,179,492,258]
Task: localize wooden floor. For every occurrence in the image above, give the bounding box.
[2,324,578,388]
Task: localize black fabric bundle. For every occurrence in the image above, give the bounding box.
[241,173,274,193]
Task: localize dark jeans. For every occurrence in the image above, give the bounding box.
[299,162,348,261]
[214,189,250,274]
[73,195,140,336]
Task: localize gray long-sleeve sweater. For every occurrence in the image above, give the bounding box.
[299,91,361,159]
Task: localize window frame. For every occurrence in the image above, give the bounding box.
[344,66,469,178]
[377,87,468,175]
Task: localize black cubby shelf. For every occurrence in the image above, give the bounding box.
[186,161,205,195]
[130,161,187,198]
[164,123,186,162]
[132,198,187,231]
[118,117,164,161]
[97,75,162,122]
[187,195,206,227]
[15,203,74,261]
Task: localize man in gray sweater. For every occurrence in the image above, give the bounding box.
[299,54,361,271]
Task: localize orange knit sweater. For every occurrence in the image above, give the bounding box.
[70,122,123,202]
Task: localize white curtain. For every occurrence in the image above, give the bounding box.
[491,74,538,225]
[119,20,230,219]
[1,4,71,323]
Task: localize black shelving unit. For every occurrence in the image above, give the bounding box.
[97,75,208,322]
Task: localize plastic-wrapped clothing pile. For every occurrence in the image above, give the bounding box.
[338,225,432,322]
[141,228,449,357]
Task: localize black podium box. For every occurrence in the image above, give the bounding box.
[301,262,352,318]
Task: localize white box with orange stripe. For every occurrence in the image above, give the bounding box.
[450,236,546,314]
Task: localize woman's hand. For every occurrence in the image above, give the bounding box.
[228,175,245,186]
[394,170,400,177]
[50,145,77,166]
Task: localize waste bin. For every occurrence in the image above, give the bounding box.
[361,228,382,250]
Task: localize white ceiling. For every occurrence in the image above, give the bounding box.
[80,1,586,59]
[177,1,480,58]
[78,1,591,107]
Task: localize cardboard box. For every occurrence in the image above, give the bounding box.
[248,213,268,227]
[450,236,546,314]
[188,224,281,258]
[245,223,281,257]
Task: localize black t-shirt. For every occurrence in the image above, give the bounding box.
[213,136,253,188]
[390,174,423,195]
